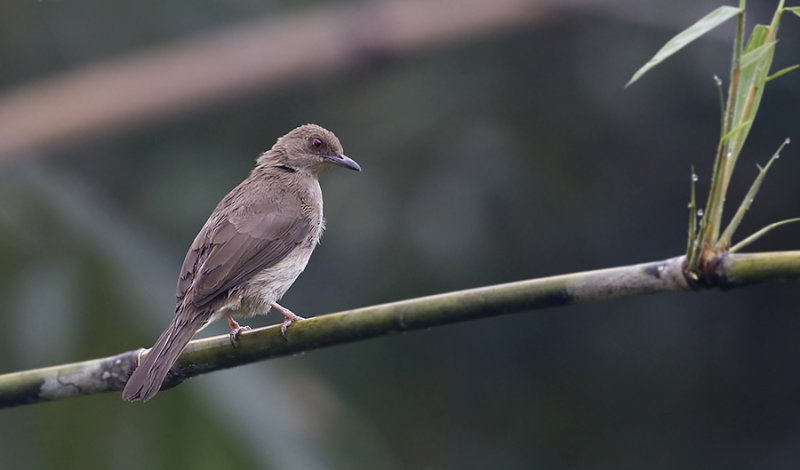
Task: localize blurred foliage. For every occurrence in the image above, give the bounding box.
[1,1,800,469]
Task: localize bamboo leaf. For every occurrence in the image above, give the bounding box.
[739,41,776,69]
[687,166,698,263]
[718,138,790,249]
[766,64,799,82]
[731,218,800,252]
[724,24,777,183]
[720,119,753,144]
[626,6,741,87]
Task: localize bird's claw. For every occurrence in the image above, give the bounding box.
[279,315,304,338]
[227,316,251,347]
[271,302,305,339]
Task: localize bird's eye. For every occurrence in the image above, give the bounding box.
[311,138,323,149]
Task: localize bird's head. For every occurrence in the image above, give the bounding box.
[258,124,361,174]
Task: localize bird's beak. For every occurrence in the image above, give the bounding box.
[325,154,362,172]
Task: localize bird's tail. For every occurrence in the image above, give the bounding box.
[122,310,208,402]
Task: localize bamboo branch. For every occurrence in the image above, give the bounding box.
[2,251,798,409]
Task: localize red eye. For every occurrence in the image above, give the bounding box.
[312,138,323,149]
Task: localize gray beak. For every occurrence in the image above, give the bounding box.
[325,154,362,172]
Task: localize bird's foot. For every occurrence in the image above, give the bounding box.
[270,302,305,338]
[227,315,251,347]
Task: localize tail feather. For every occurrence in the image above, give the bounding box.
[122,310,208,402]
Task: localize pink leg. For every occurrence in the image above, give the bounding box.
[270,302,305,337]
[227,314,251,346]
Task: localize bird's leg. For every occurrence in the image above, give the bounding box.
[270,302,305,338]
[227,314,251,347]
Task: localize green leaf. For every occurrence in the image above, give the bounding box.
[725,24,777,181]
[730,218,800,253]
[626,6,741,87]
[766,64,800,81]
[739,41,776,69]
[720,119,753,144]
[718,138,790,250]
[687,166,698,261]
[787,7,800,18]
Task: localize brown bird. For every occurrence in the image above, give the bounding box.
[122,124,360,402]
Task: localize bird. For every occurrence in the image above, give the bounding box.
[122,123,361,402]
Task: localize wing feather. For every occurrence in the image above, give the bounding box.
[176,197,312,309]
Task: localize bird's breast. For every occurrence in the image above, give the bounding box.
[222,239,317,318]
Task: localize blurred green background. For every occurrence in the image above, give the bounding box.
[1,0,799,468]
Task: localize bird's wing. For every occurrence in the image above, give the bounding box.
[176,200,312,309]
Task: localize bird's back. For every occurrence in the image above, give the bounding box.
[177,165,324,319]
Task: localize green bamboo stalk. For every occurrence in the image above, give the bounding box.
[697,0,747,254]
[2,251,799,409]
[717,251,800,286]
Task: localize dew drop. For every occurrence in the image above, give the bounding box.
[713,75,722,86]
[697,209,704,217]
[692,174,699,182]
[785,137,791,145]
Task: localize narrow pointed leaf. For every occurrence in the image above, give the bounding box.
[724,24,777,182]
[718,139,789,249]
[687,166,698,261]
[731,218,800,252]
[626,6,741,87]
[739,41,776,69]
[766,64,799,82]
[720,119,753,144]
[787,7,800,18]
